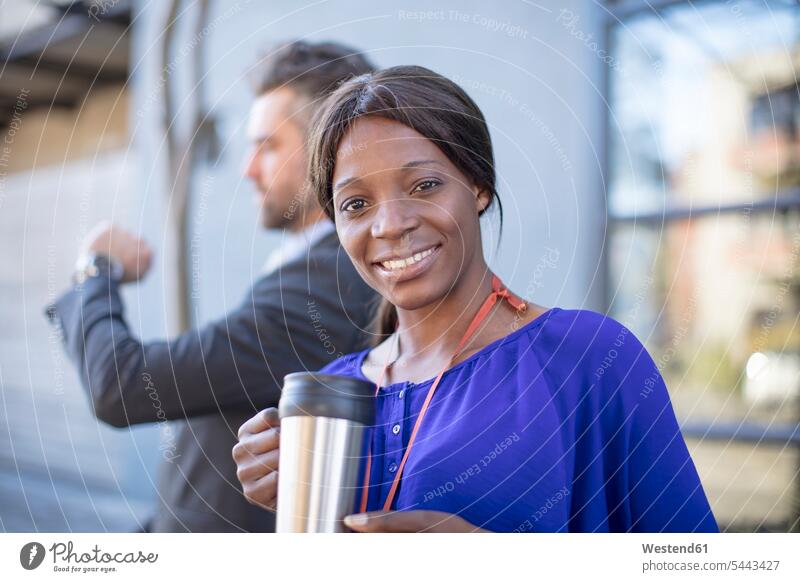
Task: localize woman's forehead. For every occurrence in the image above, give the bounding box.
[333,118,447,178]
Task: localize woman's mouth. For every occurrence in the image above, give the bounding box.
[372,244,442,283]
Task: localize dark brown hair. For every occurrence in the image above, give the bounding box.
[249,40,375,122]
[306,65,503,344]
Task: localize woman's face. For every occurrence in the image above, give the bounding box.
[331,116,490,311]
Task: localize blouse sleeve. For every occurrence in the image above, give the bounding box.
[606,323,719,532]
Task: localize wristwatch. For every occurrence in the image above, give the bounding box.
[73,253,124,285]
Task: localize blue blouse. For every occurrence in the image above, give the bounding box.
[319,308,718,532]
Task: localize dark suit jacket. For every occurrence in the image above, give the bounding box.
[47,229,377,532]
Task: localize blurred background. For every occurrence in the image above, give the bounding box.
[0,0,797,532]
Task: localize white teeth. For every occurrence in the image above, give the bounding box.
[380,246,436,271]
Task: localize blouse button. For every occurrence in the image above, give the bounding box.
[398,389,405,399]
[392,424,401,435]
[388,463,398,473]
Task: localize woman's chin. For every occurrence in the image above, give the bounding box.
[382,283,449,313]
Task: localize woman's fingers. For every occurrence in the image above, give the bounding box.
[343,510,482,533]
[233,427,280,459]
[234,408,282,511]
[237,407,280,438]
[235,448,279,482]
[343,511,426,533]
[236,448,280,510]
[241,466,279,511]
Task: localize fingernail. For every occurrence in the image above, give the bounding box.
[344,513,367,527]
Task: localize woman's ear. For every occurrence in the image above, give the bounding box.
[475,188,491,214]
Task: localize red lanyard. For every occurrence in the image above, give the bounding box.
[358,273,528,513]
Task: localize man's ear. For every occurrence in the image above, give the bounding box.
[475,187,492,214]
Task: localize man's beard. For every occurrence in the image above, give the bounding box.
[260,202,294,230]
[258,192,308,230]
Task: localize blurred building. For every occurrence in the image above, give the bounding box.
[607,0,800,531]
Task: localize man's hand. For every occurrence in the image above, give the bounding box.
[343,510,488,533]
[232,407,281,512]
[80,222,153,283]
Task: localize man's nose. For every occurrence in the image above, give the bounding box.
[371,198,420,240]
[243,149,260,180]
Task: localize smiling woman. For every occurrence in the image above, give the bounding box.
[233,65,719,533]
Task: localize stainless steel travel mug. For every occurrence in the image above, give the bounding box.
[276,372,375,533]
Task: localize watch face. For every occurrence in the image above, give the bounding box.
[109,259,124,281]
[89,254,123,281]
[92,255,112,270]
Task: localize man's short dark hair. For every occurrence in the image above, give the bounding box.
[250,40,375,106]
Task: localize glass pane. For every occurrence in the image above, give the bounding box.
[608,210,800,530]
[610,212,800,425]
[609,1,800,216]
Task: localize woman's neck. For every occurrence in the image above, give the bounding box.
[393,261,496,362]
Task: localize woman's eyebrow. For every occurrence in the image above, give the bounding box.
[333,175,361,192]
[400,159,444,170]
[333,160,446,196]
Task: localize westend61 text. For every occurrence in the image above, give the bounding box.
[642,543,708,554]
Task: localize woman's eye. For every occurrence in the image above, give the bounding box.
[341,199,367,213]
[412,179,441,194]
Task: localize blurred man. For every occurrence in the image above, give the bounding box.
[46,41,377,532]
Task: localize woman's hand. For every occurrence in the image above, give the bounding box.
[343,510,488,533]
[232,407,281,511]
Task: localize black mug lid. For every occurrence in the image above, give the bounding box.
[279,372,375,426]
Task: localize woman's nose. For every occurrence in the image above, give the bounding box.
[370,198,420,240]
